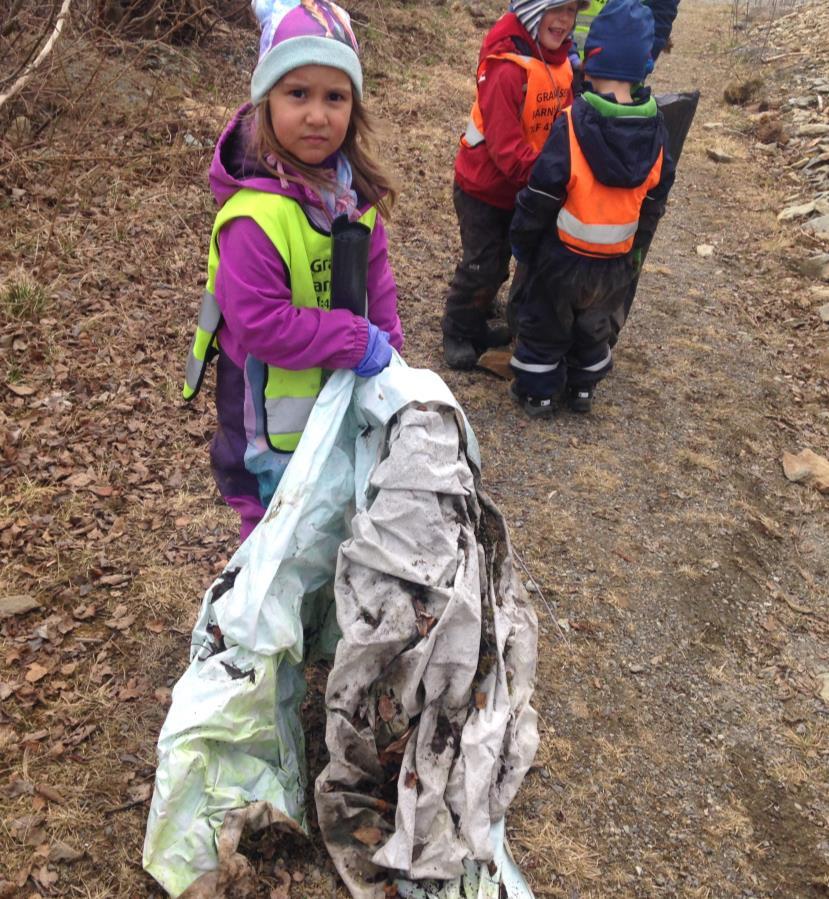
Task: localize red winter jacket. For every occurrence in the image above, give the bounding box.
[454,13,574,210]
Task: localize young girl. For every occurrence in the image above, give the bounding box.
[183,0,404,541]
[442,0,587,370]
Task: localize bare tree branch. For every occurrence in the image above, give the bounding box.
[0,0,73,112]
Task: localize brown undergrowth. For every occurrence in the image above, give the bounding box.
[2,0,829,897]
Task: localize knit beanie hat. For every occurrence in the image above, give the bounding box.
[509,0,590,40]
[583,0,654,83]
[251,0,363,105]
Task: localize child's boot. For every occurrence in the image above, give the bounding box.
[566,384,595,414]
[443,334,478,370]
[510,381,556,419]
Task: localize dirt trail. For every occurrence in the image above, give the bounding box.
[383,1,829,896]
[1,1,827,897]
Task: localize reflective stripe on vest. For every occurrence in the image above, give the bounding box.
[556,107,662,258]
[461,53,572,154]
[181,189,377,452]
[573,0,608,56]
[182,290,222,401]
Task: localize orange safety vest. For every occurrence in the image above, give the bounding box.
[462,53,572,154]
[556,107,663,258]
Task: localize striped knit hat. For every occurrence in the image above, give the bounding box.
[509,0,590,39]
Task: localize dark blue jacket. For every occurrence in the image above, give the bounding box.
[643,0,680,59]
[510,87,675,264]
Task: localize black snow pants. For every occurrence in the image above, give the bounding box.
[510,252,635,399]
[442,183,515,346]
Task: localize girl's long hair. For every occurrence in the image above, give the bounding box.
[249,93,397,220]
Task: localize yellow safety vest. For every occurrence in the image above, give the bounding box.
[182,189,377,452]
[573,0,608,57]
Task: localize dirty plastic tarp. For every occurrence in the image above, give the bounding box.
[143,358,539,898]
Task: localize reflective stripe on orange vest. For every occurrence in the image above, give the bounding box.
[462,52,572,154]
[556,107,663,258]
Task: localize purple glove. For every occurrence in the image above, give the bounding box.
[568,48,581,72]
[353,323,392,378]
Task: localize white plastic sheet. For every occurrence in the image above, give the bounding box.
[143,359,537,898]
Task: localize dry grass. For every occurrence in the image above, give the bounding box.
[2,0,829,897]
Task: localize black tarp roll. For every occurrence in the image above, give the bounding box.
[330,214,371,317]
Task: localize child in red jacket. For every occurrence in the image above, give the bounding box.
[442,0,587,370]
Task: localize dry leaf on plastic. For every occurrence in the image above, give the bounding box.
[352,825,383,846]
[782,448,829,493]
[377,695,395,722]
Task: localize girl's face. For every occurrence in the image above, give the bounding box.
[538,2,579,51]
[268,65,353,165]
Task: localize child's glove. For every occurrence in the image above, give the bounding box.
[353,323,392,377]
[631,247,644,273]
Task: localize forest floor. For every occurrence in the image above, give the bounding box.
[1,0,828,897]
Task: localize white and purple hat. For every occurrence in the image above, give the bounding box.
[251,0,362,104]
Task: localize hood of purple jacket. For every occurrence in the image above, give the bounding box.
[208,104,373,218]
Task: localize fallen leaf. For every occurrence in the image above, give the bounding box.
[0,594,40,620]
[476,349,512,380]
[270,868,291,899]
[818,672,829,705]
[474,691,488,710]
[404,770,418,789]
[72,604,96,620]
[352,825,383,846]
[33,864,58,888]
[25,663,50,684]
[127,782,152,803]
[117,678,146,701]
[6,383,36,397]
[153,686,172,705]
[48,840,84,864]
[35,783,64,804]
[782,448,829,493]
[104,612,135,630]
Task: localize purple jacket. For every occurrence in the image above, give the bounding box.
[209,104,403,371]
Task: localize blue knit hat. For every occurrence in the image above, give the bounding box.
[251,0,363,104]
[583,0,654,84]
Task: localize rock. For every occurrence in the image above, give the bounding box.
[795,253,829,280]
[702,122,723,130]
[723,77,764,106]
[0,594,40,619]
[804,213,829,237]
[819,302,829,322]
[778,200,816,221]
[696,244,715,257]
[810,286,829,301]
[789,96,816,109]
[706,147,735,163]
[797,123,829,137]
